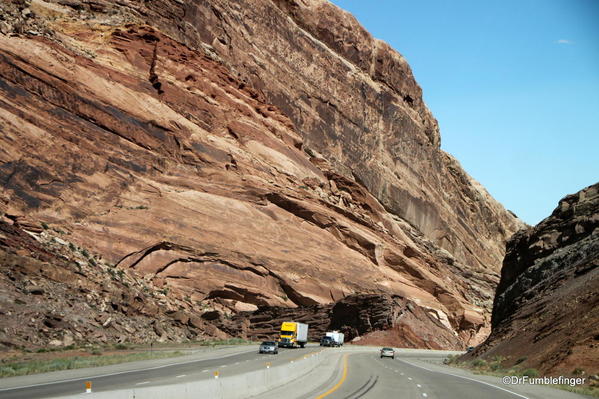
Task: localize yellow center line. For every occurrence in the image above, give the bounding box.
[314,354,349,399]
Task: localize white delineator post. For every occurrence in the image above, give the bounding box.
[85,381,92,394]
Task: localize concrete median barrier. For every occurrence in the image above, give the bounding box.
[60,350,326,399]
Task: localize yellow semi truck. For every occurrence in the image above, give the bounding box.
[278,321,308,348]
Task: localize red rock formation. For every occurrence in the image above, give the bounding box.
[220,294,462,350]
[0,221,231,348]
[473,183,598,375]
[0,0,522,348]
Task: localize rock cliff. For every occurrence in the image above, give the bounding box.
[0,0,522,349]
[474,183,598,375]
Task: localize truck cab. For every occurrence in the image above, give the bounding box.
[279,321,308,348]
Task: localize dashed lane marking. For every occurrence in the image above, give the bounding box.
[135,381,150,386]
[176,375,186,378]
[397,359,530,399]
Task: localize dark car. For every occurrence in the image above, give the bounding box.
[320,336,334,347]
[259,341,278,354]
[380,347,395,359]
[467,346,475,353]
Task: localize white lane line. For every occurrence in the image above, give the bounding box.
[135,381,150,385]
[176,375,186,378]
[235,362,240,365]
[202,369,209,373]
[422,394,428,398]
[400,372,404,376]
[417,384,422,388]
[408,377,413,381]
[397,359,529,399]
[220,365,227,368]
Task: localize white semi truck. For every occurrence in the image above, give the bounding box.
[325,331,344,347]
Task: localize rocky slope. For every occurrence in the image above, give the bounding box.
[0,0,522,349]
[0,220,228,349]
[472,183,598,375]
[0,220,461,350]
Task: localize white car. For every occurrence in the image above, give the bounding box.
[380,347,395,359]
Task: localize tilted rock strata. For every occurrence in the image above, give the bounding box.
[0,0,522,348]
[221,294,462,350]
[475,183,599,375]
[0,221,456,349]
[122,0,523,274]
[0,221,230,348]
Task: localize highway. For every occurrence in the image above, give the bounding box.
[0,346,590,399]
[0,345,321,398]
[260,349,589,399]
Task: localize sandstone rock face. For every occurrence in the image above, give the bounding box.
[476,183,599,374]
[131,0,523,274]
[221,294,462,350]
[0,0,522,348]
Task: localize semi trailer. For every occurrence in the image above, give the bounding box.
[279,322,308,348]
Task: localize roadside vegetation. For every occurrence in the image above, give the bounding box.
[444,355,599,398]
[195,338,253,346]
[0,339,254,378]
[0,350,184,378]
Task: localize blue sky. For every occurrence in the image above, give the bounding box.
[331,0,599,225]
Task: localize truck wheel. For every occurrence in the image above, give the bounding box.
[300,343,305,348]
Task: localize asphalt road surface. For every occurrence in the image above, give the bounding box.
[261,349,591,399]
[0,346,590,399]
[0,344,321,399]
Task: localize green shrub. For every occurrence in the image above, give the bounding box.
[490,361,503,371]
[445,354,460,365]
[81,249,90,258]
[114,343,129,350]
[41,222,49,230]
[68,242,76,251]
[522,368,539,377]
[471,359,487,368]
[573,368,585,376]
[515,356,527,364]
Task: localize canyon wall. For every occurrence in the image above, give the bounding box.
[474,183,598,375]
[0,0,522,348]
